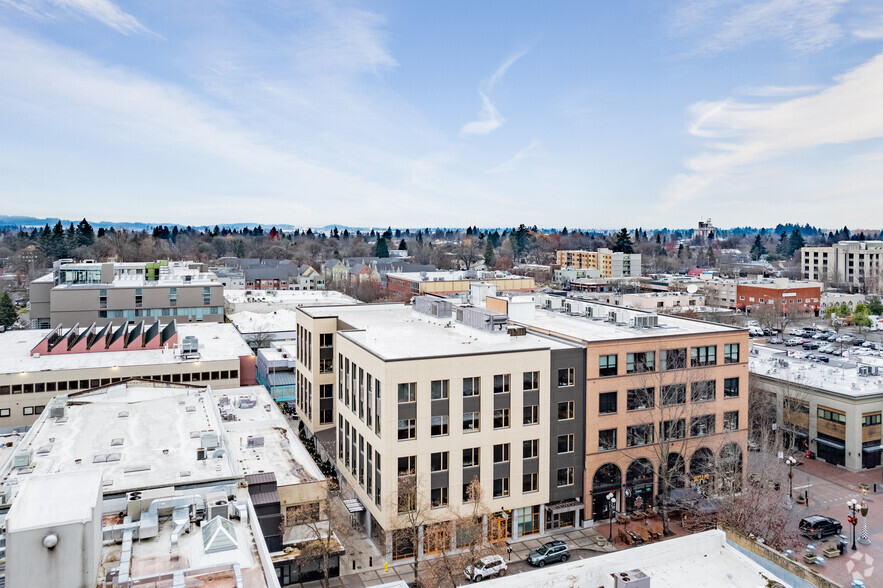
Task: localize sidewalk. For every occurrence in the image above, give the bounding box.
[797,458,883,493]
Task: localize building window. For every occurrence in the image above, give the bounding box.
[691,380,716,402]
[431,451,449,472]
[627,351,655,373]
[558,367,575,387]
[557,434,574,454]
[627,387,655,411]
[463,377,481,397]
[558,400,575,420]
[23,406,34,416]
[817,408,846,424]
[557,467,575,487]
[690,414,716,437]
[626,424,654,447]
[463,447,480,467]
[523,439,538,459]
[691,346,717,367]
[523,473,538,493]
[493,477,510,498]
[431,415,449,437]
[203,286,211,306]
[661,419,685,440]
[599,391,617,414]
[662,348,687,371]
[135,288,142,308]
[320,357,333,374]
[493,443,510,463]
[661,384,686,406]
[320,333,333,348]
[0,408,9,417]
[724,343,739,364]
[723,377,739,398]
[599,354,618,377]
[523,371,539,391]
[493,408,510,429]
[398,382,416,403]
[463,411,480,432]
[320,408,333,425]
[431,379,449,400]
[724,411,739,431]
[863,413,882,426]
[523,404,539,425]
[398,418,416,440]
[599,428,617,451]
[493,374,511,394]
[430,487,449,508]
[398,455,417,476]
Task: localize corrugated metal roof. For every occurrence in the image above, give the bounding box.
[251,490,281,506]
[245,471,277,487]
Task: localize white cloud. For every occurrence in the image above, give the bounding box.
[486,138,541,174]
[0,0,151,35]
[460,49,528,136]
[740,84,822,96]
[664,51,883,208]
[670,0,846,54]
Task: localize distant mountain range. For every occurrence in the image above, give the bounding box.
[0,215,370,232]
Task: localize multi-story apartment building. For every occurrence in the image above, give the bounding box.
[385,271,535,298]
[29,259,224,328]
[492,293,749,524]
[698,277,822,316]
[0,322,255,427]
[802,240,883,290]
[294,299,585,561]
[751,345,883,471]
[555,249,641,279]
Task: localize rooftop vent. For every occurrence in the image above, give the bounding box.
[13,449,32,468]
[246,436,265,448]
[614,569,651,588]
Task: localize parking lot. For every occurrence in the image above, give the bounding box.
[752,322,883,364]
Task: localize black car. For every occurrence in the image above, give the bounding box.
[802,342,820,350]
[799,515,842,539]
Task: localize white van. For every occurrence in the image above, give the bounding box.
[749,327,764,337]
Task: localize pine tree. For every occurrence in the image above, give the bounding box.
[484,239,496,268]
[0,292,17,328]
[613,228,634,253]
[398,239,407,251]
[750,235,767,260]
[76,218,95,247]
[707,246,716,267]
[375,237,389,258]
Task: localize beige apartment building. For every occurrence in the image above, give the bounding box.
[505,294,749,523]
[801,240,883,290]
[0,322,255,428]
[555,249,641,279]
[29,259,224,328]
[294,300,585,561]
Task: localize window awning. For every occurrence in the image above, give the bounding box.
[862,445,883,453]
[815,437,845,450]
[268,372,296,386]
[343,498,365,514]
[547,499,582,514]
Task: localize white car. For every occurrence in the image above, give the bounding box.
[465,555,507,582]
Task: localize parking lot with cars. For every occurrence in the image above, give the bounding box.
[750,322,883,365]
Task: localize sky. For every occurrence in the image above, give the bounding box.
[1,1,883,230]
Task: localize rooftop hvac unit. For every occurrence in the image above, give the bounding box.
[206,491,230,521]
[631,315,659,329]
[246,436,265,448]
[200,432,219,450]
[13,449,32,468]
[181,336,199,354]
[614,569,651,588]
[49,405,65,419]
[237,396,257,409]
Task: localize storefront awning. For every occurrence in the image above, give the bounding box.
[343,498,365,514]
[862,445,883,453]
[815,437,845,450]
[547,499,582,514]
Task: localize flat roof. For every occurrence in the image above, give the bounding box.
[388,271,530,283]
[228,309,298,334]
[0,384,238,498]
[212,386,324,486]
[0,322,252,375]
[223,289,357,306]
[6,470,102,532]
[750,344,883,398]
[482,530,787,588]
[302,304,576,361]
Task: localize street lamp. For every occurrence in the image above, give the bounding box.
[786,456,797,499]
[607,492,617,541]
[847,499,859,550]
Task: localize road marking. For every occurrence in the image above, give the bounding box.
[794,485,813,490]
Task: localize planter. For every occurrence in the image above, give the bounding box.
[803,554,817,565]
[823,547,841,558]
[796,495,806,504]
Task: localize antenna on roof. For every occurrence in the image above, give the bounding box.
[686,285,699,294]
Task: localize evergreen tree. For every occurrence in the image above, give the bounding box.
[788,229,805,257]
[398,239,407,250]
[612,228,634,253]
[0,292,17,328]
[76,218,95,247]
[375,237,389,258]
[561,227,568,235]
[677,243,684,259]
[234,239,246,258]
[96,227,106,238]
[749,235,767,260]
[484,239,495,267]
[332,227,340,239]
[707,246,716,267]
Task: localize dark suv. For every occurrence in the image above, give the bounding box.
[799,515,842,539]
[527,540,570,567]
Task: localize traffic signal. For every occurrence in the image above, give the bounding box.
[847,516,856,525]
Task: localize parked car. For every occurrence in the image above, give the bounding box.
[785,338,801,347]
[789,328,804,336]
[763,328,773,336]
[749,327,764,337]
[527,541,571,567]
[465,555,507,582]
[802,342,820,350]
[799,515,842,540]
[814,355,830,363]
[852,339,866,346]
[769,336,784,345]
[812,333,827,340]
[826,334,838,342]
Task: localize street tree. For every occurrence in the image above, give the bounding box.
[282,494,348,587]
[0,292,17,328]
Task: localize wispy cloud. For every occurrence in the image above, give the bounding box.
[460,49,528,136]
[1,0,151,35]
[740,84,822,96]
[486,138,541,173]
[850,3,883,40]
[670,0,846,55]
[664,51,883,207]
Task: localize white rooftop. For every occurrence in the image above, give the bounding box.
[5,470,102,532]
[389,270,527,283]
[302,303,577,361]
[228,309,298,334]
[0,322,252,375]
[213,386,324,486]
[750,344,883,398]
[224,289,357,306]
[482,530,789,588]
[0,384,238,498]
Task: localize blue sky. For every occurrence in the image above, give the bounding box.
[1,0,883,229]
